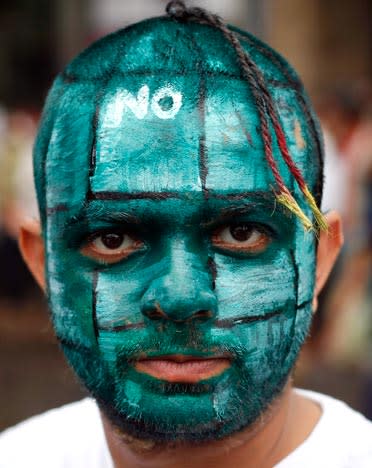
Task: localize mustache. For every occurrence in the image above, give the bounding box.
[57,332,246,361]
[97,309,283,333]
[115,338,243,362]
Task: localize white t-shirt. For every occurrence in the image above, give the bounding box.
[0,390,371,467]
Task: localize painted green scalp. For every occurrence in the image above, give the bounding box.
[34,15,323,442]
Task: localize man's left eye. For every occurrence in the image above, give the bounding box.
[211,223,271,254]
[81,231,143,263]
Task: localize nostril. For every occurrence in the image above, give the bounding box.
[145,310,166,320]
[192,310,213,320]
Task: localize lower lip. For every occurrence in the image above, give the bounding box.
[134,357,231,383]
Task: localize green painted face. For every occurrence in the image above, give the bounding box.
[34,18,322,442]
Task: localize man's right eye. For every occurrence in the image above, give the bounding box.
[81,231,144,264]
[211,222,272,255]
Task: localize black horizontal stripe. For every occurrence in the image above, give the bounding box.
[88,191,181,201]
[215,309,282,328]
[46,204,68,215]
[99,322,146,332]
[58,336,91,354]
[61,69,295,90]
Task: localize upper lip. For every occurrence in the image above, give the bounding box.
[136,353,232,362]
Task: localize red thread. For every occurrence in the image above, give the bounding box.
[266,102,307,193]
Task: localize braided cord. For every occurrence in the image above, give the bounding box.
[166,1,327,231]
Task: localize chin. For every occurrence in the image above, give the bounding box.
[94,373,290,444]
[62,340,294,444]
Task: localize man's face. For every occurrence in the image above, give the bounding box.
[43,74,316,441]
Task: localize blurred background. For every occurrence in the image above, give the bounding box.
[1,0,371,431]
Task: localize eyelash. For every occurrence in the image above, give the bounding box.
[211,222,274,253]
[79,221,275,263]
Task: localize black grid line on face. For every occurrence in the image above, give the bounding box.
[98,322,146,332]
[89,101,100,179]
[97,310,284,333]
[58,336,91,354]
[41,84,67,225]
[87,191,182,201]
[62,69,302,92]
[85,45,128,196]
[213,309,282,328]
[289,249,299,309]
[46,204,69,215]
[198,72,208,195]
[92,269,99,342]
[207,256,217,291]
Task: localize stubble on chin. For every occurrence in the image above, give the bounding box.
[98,379,293,458]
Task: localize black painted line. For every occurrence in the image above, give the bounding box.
[215,309,282,329]
[92,269,99,341]
[297,299,312,310]
[46,204,68,215]
[89,101,100,178]
[207,256,217,291]
[88,191,181,201]
[88,190,277,202]
[198,72,208,195]
[86,44,127,196]
[58,336,91,354]
[61,68,294,90]
[289,249,299,308]
[213,191,273,201]
[98,322,145,332]
[41,85,66,224]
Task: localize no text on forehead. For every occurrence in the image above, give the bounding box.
[106,84,183,121]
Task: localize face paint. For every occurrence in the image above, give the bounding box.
[34,18,322,442]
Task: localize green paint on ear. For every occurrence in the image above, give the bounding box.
[34,15,321,442]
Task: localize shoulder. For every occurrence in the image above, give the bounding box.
[0,398,112,468]
[278,389,372,468]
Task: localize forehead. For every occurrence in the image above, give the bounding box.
[45,73,311,212]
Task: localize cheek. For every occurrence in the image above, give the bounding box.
[215,249,296,318]
[46,224,97,347]
[94,268,147,331]
[213,248,301,375]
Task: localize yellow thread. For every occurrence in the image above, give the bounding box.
[276,191,314,232]
[303,186,329,232]
[294,120,306,150]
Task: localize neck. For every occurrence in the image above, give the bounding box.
[101,383,321,468]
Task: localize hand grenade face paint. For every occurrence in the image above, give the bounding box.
[34,16,324,442]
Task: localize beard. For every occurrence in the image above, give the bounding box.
[95,374,291,446]
[57,299,310,445]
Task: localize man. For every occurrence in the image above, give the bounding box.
[1,2,371,467]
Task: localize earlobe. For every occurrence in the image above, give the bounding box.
[313,211,344,311]
[19,218,46,291]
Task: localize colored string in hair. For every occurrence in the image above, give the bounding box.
[166,1,328,232]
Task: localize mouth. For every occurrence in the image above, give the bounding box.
[134,354,232,383]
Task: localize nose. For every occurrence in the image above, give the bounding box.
[140,242,217,324]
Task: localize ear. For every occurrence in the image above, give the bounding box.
[19,218,46,291]
[313,211,343,311]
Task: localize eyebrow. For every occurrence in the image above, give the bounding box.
[201,196,279,228]
[201,205,271,228]
[64,204,140,228]
[59,190,278,227]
